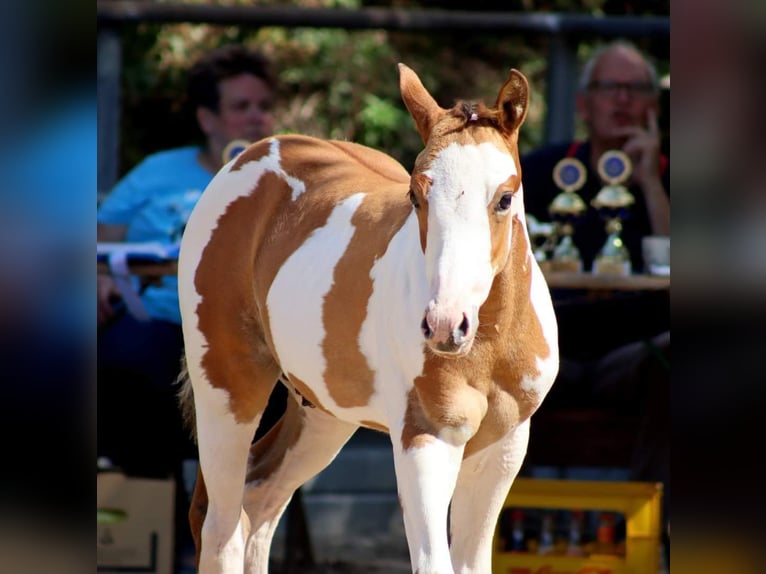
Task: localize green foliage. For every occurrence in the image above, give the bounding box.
[114,1,668,176]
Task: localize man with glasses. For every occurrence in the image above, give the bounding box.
[524,40,669,270]
[522,40,670,556]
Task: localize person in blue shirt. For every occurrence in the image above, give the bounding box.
[97,45,277,516]
[98,45,277,325]
[98,45,279,571]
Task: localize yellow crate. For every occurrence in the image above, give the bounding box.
[492,478,663,574]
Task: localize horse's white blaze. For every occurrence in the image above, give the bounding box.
[267,192,377,421]
[423,143,519,340]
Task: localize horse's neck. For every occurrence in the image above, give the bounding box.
[362,212,429,324]
[481,219,537,329]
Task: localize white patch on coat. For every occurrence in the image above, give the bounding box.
[358,213,429,424]
[516,185,559,403]
[450,420,531,573]
[266,193,381,422]
[394,430,465,573]
[439,423,475,446]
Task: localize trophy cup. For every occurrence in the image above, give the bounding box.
[548,157,587,272]
[591,150,635,276]
[526,214,555,273]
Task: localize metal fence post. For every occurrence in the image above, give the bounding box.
[98,26,122,196]
[544,34,578,145]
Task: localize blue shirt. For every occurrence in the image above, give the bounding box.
[98,146,213,324]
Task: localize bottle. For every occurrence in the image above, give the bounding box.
[565,510,586,557]
[594,512,616,554]
[508,509,527,553]
[538,512,555,555]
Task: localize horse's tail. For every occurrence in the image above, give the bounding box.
[176,356,197,443]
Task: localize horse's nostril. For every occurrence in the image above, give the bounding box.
[421,317,432,339]
[458,313,469,337]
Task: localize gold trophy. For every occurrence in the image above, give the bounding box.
[591,150,635,276]
[548,157,587,272]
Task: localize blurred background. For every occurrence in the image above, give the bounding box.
[6,0,766,572]
[97,0,670,194]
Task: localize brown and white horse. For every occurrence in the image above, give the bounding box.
[178,64,558,574]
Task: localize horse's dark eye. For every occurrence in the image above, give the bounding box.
[495,193,512,213]
[408,189,420,209]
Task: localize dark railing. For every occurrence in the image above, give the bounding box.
[97,2,668,34]
[97,2,669,192]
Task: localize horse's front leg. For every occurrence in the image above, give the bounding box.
[449,419,530,574]
[392,425,466,574]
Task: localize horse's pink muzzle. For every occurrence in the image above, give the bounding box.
[421,303,477,355]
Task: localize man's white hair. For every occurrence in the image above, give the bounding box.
[578,40,660,93]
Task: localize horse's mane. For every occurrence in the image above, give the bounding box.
[448,100,502,129]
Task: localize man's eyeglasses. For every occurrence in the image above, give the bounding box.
[587,80,656,96]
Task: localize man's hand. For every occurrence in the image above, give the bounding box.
[97,274,122,326]
[612,108,670,235]
[613,108,663,189]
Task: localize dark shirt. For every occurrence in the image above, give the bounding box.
[522,140,669,273]
[522,141,670,362]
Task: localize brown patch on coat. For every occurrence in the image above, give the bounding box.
[189,467,207,568]
[401,388,438,451]
[245,396,304,483]
[408,173,430,252]
[218,137,412,414]
[322,191,411,408]
[194,169,288,423]
[488,173,521,271]
[231,138,272,170]
[360,420,389,433]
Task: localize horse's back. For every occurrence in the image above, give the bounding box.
[181,135,410,278]
[235,134,410,198]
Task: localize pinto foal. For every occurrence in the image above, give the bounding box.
[178,64,558,574]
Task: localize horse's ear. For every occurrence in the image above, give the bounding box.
[399,63,444,144]
[495,69,530,133]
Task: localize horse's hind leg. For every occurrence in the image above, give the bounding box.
[242,393,358,574]
[186,341,280,574]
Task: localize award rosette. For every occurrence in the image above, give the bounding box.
[553,157,587,194]
[222,139,252,164]
[597,149,632,186]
